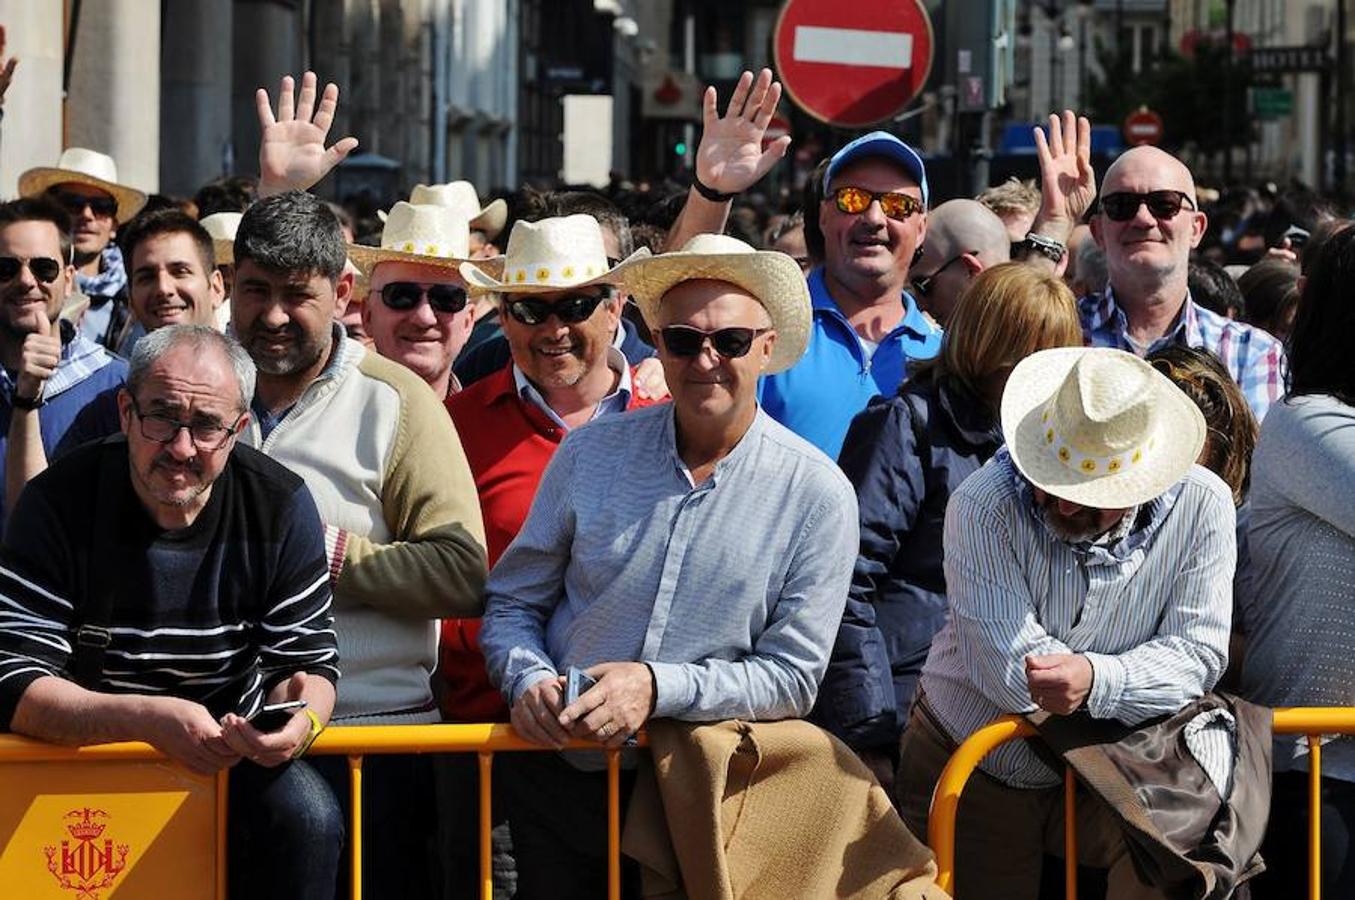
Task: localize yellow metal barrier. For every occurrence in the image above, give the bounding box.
[0,723,646,900]
[928,707,1355,900]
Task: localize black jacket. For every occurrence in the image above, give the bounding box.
[812,376,1002,751]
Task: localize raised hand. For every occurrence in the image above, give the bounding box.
[0,26,18,105]
[256,71,359,197]
[1033,110,1096,230]
[695,68,791,196]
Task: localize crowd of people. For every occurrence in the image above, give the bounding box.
[0,58,1352,900]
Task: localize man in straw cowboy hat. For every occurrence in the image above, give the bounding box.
[19,148,148,348]
[894,346,1237,899]
[479,233,859,898]
[347,200,489,399]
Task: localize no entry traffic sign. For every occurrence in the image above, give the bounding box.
[772,0,934,129]
[1123,107,1164,147]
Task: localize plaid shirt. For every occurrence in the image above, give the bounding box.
[1079,287,1285,423]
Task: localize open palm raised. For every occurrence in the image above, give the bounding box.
[695,68,792,195]
[256,71,359,196]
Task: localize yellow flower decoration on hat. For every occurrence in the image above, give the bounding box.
[403,241,416,252]
[1045,428,1055,444]
[1058,447,1071,462]
[562,266,575,279]
[515,270,527,283]
[536,267,550,281]
[1080,459,1097,473]
[1108,458,1122,473]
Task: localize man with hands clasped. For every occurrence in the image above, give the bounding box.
[480,235,858,899]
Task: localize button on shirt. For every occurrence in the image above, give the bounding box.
[1080,287,1285,423]
[512,345,632,431]
[479,404,859,722]
[758,267,942,459]
[919,450,1235,788]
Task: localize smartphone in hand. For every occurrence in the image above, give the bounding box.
[564,667,597,707]
[247,700,308,732]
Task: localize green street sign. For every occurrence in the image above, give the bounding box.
[1253,87,1293,119]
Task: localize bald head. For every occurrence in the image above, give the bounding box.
[1102,146,1197,203]
[922,200,1011,265]
[911,200,1011,326]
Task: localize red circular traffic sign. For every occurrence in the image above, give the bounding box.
[1123,107,1164,146]
[772,0,934,129]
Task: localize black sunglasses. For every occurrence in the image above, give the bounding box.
[659,325,769,359]
[379,282,468,314]
[0,256,63,284]
[1100,190,1195,222]
[911,253,969,297]
[505,293,607,326]
[51,190,118,219]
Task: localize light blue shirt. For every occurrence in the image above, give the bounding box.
[758,266,942,460]
[919,450,1236,788]
[479,404,859,722]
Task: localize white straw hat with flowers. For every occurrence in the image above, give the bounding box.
[200,212,242,265]
[621,234,812,374]
[458,214,648,294]
[347,201,503,279]
[377,181,508,240]
[19,148,148,224]
[1001,347,1206,509]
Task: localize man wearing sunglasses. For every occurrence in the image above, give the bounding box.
[1084,145,1285,422]
[348,201,479,400]
[0,198,126,529]
[909,199,1012,327]
[479,234,859,898]
[18,149,148,349]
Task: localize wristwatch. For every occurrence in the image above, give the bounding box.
[1018,232,1067,264]
[12,392,44,411]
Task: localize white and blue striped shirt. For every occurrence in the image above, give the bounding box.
[918,450,1236,788]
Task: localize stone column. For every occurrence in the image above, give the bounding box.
[65,0,162,193]
[231,0,303,179]
[160,0,233,197]
[0,1,64,196]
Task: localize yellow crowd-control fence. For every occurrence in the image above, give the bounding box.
[928,707,1355,900]
[0,723,645,900]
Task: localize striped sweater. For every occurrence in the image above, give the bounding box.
[0,438,338,728]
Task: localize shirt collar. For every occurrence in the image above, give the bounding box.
[663,402,768,488]
[807,266,936,341]
[1098,284,1201,348]
[511,345,631,430]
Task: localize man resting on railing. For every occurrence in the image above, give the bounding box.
[480,235,859,899]
[0,325,342,900]
[895,347,1236,900]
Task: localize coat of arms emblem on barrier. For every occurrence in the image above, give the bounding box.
[43,807,130,899]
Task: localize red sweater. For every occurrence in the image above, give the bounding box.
[437,363,661,721]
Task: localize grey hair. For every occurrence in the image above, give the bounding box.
[127,325,257,413]
[234,190,347,281]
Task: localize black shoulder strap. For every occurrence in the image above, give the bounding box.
[69,447,124,689]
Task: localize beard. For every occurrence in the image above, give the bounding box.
[1037,497,1121,544]
[242,320,330,376]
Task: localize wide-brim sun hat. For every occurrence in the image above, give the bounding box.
[377,181,508,240]
[347,201,503,279]
[1001,347,1206,509]
[200,212,242,265]
[458,213,648,294]
[18,147,149,224]
[622,234,812,375]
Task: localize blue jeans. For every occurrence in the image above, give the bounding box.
[228,759,344,900]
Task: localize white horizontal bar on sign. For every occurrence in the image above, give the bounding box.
[792,26,913,69]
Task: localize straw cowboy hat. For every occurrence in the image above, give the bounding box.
[377,181,508,240]
[200,212,242,265]
[1002,347,1206,509]
[622,234,812,374]
[458,213,648,294]
[18,148,148,224]
[347,201,503,279]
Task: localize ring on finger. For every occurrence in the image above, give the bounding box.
[599,722,614,738]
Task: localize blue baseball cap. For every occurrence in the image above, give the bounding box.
[822,131,929,207]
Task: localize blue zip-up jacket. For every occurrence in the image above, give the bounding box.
[811,375,1002,751]
[0,322,126,531]
[758,266,942,459]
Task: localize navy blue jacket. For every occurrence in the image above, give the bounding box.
[811,375,1002,751]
